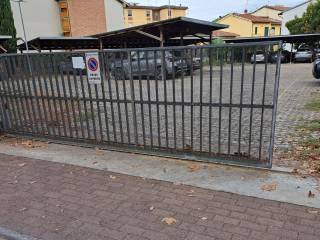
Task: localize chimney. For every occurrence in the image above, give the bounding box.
[244,9,248,14]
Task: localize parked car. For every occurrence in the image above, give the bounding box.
[270,50,291,63]
[312,58,320,79]
[110,51,189,80]
[250,50,269,64]
[294,47,314,63]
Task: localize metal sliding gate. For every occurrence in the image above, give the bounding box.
[0,41,282,168]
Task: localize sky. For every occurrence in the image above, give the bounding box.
[130,0,304,21]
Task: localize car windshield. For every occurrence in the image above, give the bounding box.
[131,51,172,60]
[297,48,310,52]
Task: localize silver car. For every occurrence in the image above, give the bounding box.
[251,50,267,64]
[294,47,314,63]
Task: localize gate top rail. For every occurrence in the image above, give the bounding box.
[0,41,282,57]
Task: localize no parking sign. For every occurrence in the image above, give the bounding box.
[85,52,102,84]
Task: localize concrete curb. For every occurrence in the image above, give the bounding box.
[0,227,39,240]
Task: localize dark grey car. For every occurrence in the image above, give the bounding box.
[111,51,189,80]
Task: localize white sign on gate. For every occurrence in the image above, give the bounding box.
[85,52,102,84]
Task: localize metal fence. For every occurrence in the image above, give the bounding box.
[0,41,281,168]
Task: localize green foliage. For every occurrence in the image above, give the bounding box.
[286,0,320,34]
[0,0,17,52]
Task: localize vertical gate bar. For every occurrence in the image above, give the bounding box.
[41,54,56,137]
[6,56,23,132]
[29,55,46,135]
[94,84,103,142]
[208,47,213,153]
[161,49,169,149]
[218,48,224,154]
[79,66,92,139]
[181,49,185,149]
[100,51,111,142]
[105,52,117,142]
[258,46,269,161]
[3,57,19,130]
[137,51,146,147]
[199,48,204,152]
[190,48,194,150]
[14,55,28,133]
[248,47,257,156]
[228,48,234,155]
[154,50,161,147]
[71,68,85,139]
[268,42,282,167]
[52,54,68,137]
[129,50,138,145]
[34,54,51,136]
[11,55,26,132]
[120,52,129,143]
[85,67,98,142]
[22,55,39,134]
[47,54,62,138]
[0,57,11,130]
[112,53,124,144]
[58,54,74,138]
[172,50,177,149]
[145,50,153,147]
[66,61,80,140]
[238,47,246,156]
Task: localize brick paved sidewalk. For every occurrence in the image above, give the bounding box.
[0,154,319,240]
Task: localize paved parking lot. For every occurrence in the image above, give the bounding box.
[274,63,320,164]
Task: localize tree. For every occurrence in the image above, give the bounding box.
[0,0,17,52]
[286,0,320,34]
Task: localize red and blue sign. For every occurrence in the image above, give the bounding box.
[87,57,99,71]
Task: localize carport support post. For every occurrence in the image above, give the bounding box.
[180,32,184,46]
[290,43,293,63]
[99,38,103,50]
[160,27,164,47]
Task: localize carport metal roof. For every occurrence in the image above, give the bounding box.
[92,17,228,48]
[224,33,320,44]
[0,35,12,53]
[18,36,100,51]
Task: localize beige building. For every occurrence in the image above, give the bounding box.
[124,4,188,27]
[216,13,282,37]
[251,5,290,21]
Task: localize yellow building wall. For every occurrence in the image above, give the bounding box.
[124,8,153,27]
[159,8,186,20]
[252,8,282,21]
[252,23,281,36]
[124,8,187,27]
[216,15,253,37]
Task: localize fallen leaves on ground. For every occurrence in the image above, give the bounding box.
[149,206,155,211]
[18,163,26,167]
[200,217,207,220]
[187,164,201,172]
[308,190,316,198]
[260,182,278,192]
[109,175,117,180]
[95,148,105,156]
[162,217,177,225]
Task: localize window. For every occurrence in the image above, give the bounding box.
[270,26,276,35]
[264,27,269,36]
[127,9,132,17]
[146,10,151,17]
[255,27,258,35]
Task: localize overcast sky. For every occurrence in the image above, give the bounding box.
[130,0,304,21]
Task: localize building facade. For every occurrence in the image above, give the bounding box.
[124,4,188,27]
[251,5,290,21]
[280,0,315,35]
[58,0,125,36]
[10,0,62,42]
[216,13,281,38]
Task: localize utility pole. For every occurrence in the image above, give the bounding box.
[168,0,171,19]
[11,0,29,53]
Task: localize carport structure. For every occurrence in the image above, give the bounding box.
[225,33,320,62]
[18,36,100,52]
[0,36,12,53]
[92,17,228,48]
